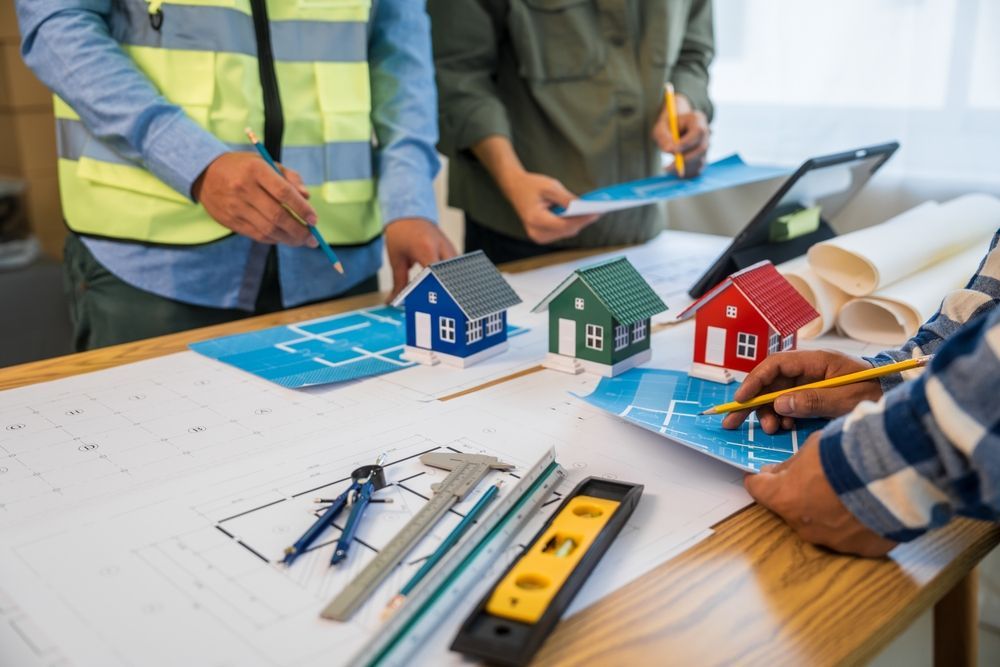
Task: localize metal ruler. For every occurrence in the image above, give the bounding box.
[321,452,515,621]
[350,450,563,667]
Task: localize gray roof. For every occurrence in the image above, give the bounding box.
[392,250,522,320]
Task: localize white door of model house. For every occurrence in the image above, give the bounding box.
[415,312,431,349]
[705,326,726,365]
[558,318,576,356]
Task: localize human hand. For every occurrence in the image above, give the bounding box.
[192,152,318,247]
[501,171,599,245]
[722,350,881,434]
[652,93,710,177]
[745,434,896,557]
[385,218,458,299]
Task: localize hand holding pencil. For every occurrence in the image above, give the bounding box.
[652,83,711,178]
[717,350,927,434]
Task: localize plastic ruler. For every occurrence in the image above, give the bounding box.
[350,451,563,666]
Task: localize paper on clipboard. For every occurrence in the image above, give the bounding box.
[558,155,789,217]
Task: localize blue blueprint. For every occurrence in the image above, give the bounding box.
[554,155,789,216]
[191,306,526,389]
[576,368,825,472]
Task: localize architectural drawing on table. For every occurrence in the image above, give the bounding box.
[676,260,818,384]
[531,257,667,377]
[392,250,522,368]
[577,368,826,472]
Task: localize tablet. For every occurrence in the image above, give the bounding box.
[687,142,900,298]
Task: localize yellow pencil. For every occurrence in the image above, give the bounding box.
[664,83,685,178]
[699,355,933,416]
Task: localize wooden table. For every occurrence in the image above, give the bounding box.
[1,248,997,667]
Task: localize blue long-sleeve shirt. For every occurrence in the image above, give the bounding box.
[820,231,1000,541]
[17,0,440,309]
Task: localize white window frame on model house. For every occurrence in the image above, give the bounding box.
[575,297,585,310]
[768,332,780,353]
[726,305,738,318]
[783,334,794,350]
[736,332,758,359]
[467,318,483,344]
[614,325,629,351]
[439,317,456,343]
[485,312,503,336]
[633,320,647,342]
[428,291,437,304]
[585,323,603,350]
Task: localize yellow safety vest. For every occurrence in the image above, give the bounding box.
[54,0,381,246]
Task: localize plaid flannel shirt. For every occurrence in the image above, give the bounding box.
[819,229,1000,542]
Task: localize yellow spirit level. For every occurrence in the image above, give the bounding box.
[451,477,643,666]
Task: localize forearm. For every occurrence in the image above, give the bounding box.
[16,1,228,199]
[670,0,715,121]
[369,0,440,225]
[471,135,526,196]
[820,306,1000,542]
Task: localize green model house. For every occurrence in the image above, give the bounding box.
[531,257,667,376]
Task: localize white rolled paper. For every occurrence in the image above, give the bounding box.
[836,243,989,345]
[778,257,850,339]
[807,194,1000,296]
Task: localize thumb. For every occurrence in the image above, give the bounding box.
[744,470,781,509]
[774,389,834,419]
[542,179,575,208]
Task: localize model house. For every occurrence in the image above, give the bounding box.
[677,260,819,383]
[391,250,522,367]
[531,257,667,376]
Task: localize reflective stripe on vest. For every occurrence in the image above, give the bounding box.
[55,0,381,246]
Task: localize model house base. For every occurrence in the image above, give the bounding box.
[402,341,509,369]
[543,348,652,378]
[687,362,746,384]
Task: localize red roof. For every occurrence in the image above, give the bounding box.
[678,261,818,336]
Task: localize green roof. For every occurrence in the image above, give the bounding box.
[532,257,667,325]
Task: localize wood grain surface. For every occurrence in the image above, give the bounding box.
[2,245,997,666]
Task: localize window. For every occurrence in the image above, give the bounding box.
[768,332,780,353]
[575,297,585,311]
[428,291,437,305]
[439,317,456,343]
[782,334,794,350]
[736,332,758,360]
[614,325,629,351]
[633,320,647,342]
[486,312,503,336]
[467,318,483,344]
[726,305,738,319]
[585,324,603,351]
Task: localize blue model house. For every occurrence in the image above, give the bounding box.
[391,251,523,367]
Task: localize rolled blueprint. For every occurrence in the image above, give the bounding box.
[808,194,1000,296]
[836,243,989,345]
[778,257,850,339]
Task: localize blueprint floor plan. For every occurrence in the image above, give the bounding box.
[191,305,524,388]
[578,368,827,472]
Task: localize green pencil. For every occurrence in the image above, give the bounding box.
[382,480,503,619]
[244,127,344,274]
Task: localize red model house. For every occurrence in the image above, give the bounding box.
[677,260,819,384]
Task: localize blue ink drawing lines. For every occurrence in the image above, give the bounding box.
[191,306,526,389]
[576,368,825,472]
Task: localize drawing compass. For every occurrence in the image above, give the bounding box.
[282,453,391,567]
[322,452,514,621]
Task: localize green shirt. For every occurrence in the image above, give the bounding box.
[430,0,715,247]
